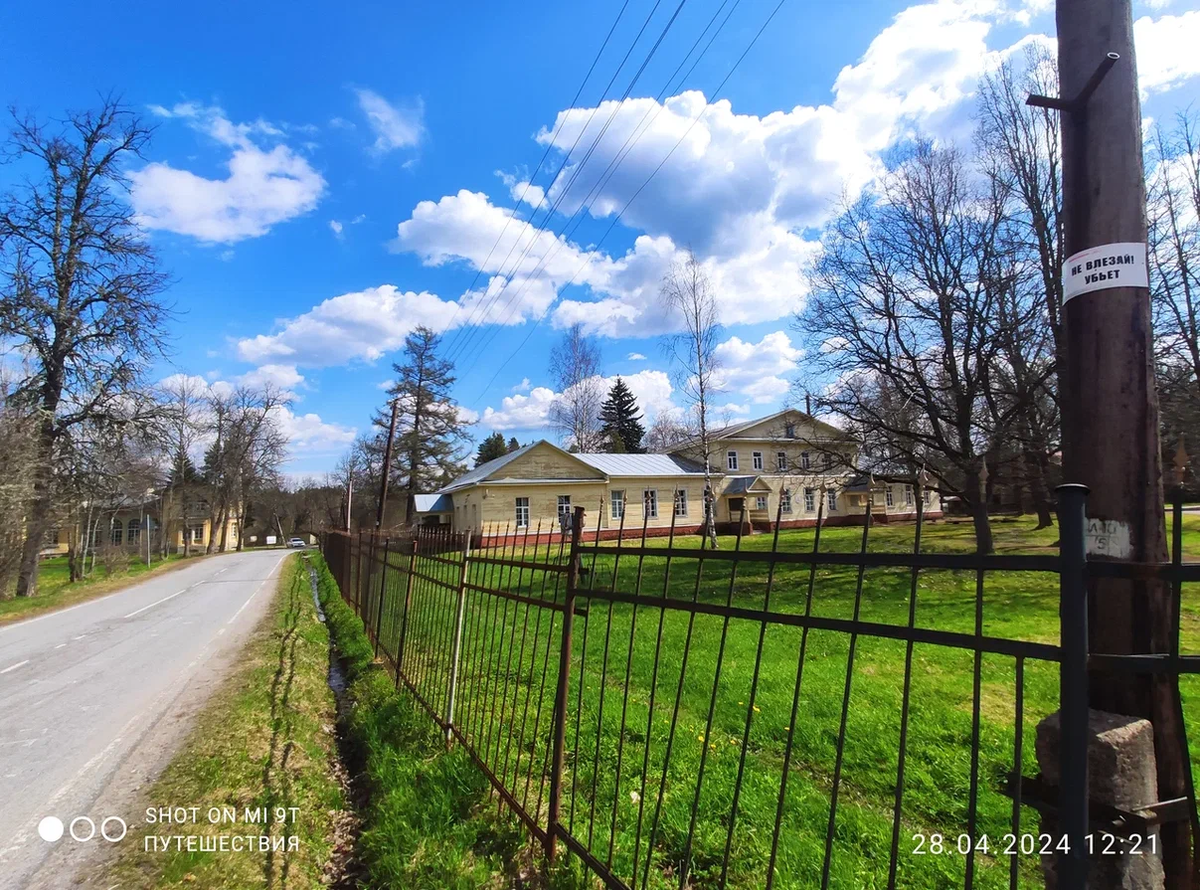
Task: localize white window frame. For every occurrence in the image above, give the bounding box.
[190,526,203,544]
[924,488,932,505]
[611,489,625,520]
[781,490,793,513]
[785,423,796,438]
[643,489,659,519]
[804,488,816,512]
[674,489,688,518]
[557,494,572,518]
[776,451,787,471]
[127,518,141,543]
[755,495,768,511]
[827,489,838,512]
[111,523,123,546]
[800,451,811,469]
[726,451,739,471]
[823,452,834,470]
[752,451,764,470]
[515,497,530,528]
[886,486,895,507]
[904,484,914,505]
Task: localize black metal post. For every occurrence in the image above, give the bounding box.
[1056,483,1090,889]
[375,538,390,659]
[546,505,583,862]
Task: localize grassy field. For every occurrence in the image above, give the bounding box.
[103,554,345,889]
[0,552,197,625]
[373,512,1200,890]
[314,555,529,888]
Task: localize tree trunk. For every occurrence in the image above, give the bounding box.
[967,462,994,554]
[1030,454,1055,529]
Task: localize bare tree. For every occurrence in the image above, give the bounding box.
[645,412,689,453]
[0,98,170,596]
[0,375,39,596]
[548,323,604,452]
[158,375,207,556]
[661,249,722,546]
[800,144,1016,554]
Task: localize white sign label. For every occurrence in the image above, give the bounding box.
[1063,242,1148,303]
[266,535,277,545]
[1086,518,1132,559]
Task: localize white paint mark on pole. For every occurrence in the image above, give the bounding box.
[1063,242,1148,303]
[1086,518,1133,559]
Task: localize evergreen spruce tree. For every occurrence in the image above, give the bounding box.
[476,431,508,466]
[382,326,470,523]
[598,378,646,453]
[507,436,521,453]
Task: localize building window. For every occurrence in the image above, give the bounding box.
[557,495,572,519]
[611,490,625,520]
[904,485,914,505]
[726,451,739,471]
[752,451,763,470]
[127,518,141,543]
[804,488,816,512]
[776,451,787,471]
[756,495,768,511]
[827,489,838,512]
[515,497,530,528]
[785,423,796,438]
[886,486,895,507]
[643,489,658,519]
[111,523,123,546]
[781,490,793,513]
[823,452,834,470]
[674,489,688,517]
[190,526,203,544]
[800,451,811,469]
[924,488,932,505]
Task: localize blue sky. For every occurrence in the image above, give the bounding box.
[3,0,1199,476]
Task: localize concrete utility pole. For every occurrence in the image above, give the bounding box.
[1049,0,1191,883]
[375,398,400,530]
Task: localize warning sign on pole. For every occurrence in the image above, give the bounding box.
[1062,241,1148,303]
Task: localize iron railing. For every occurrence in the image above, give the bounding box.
[321,487,1200,890]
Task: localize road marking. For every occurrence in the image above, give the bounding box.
[226,554,288,626]
[0,660,30,674]
[53,643,65,649]
[123,585,192,619]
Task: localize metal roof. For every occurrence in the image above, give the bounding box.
[440,441,541,492]
[413,493,453,513]
[722,475,773,495]
[574,452,708,477]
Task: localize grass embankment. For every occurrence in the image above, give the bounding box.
[0,552,197,625]
[104,554,344,889]
[380,512,1200,890]
[312,553,529,889]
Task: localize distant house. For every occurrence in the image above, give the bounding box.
[425,409,942,538]
[39,496,241,558]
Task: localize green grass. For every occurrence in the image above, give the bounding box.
[0,552,196,625]
[315,554,530,889]
[103,554,345,889]
[364,512,1200,890]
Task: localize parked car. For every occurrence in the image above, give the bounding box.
[288,537,307,548]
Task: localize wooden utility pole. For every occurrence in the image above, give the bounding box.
[1049,0,1191,882]
[375,398,400,530]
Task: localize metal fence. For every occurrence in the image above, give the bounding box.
[321,487,1200,890]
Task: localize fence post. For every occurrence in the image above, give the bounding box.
[355,530,365,616]
[1056,483,1090,889]
[396,538,419,688]
[546,505,584,863]
[444,531,473,744]
[374,538,391,659]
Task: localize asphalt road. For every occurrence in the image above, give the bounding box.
[0,549,290,889]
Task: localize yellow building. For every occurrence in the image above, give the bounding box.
[39,502,240,558]
[424,409,942,539]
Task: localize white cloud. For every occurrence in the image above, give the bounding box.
[131,104,325,243]
[713,331,802,404]
[329,219,344,238]
[481,369,675,434]
[270,406,356,456]
[1135,10,1200,94]
[627,352,647,361]
[237,363,305,392]
[355,89,424,152]
[236,285,460,366]
[513,377,532,392]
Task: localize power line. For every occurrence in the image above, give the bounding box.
[444,0,690,366]
[471,0,790,404]
[437,0,633,362]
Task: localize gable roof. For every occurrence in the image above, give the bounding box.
[440,440,607,493]
[712,408,847,441]
[574,452,707,477]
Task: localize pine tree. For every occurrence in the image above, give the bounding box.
[507,436,520,453]
[476,431,508,466]
[384,327,470,523]
[598,378,646,453]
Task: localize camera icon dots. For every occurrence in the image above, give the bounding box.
[37,815,126,843]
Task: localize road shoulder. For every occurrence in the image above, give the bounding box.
[92,553,345,889]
